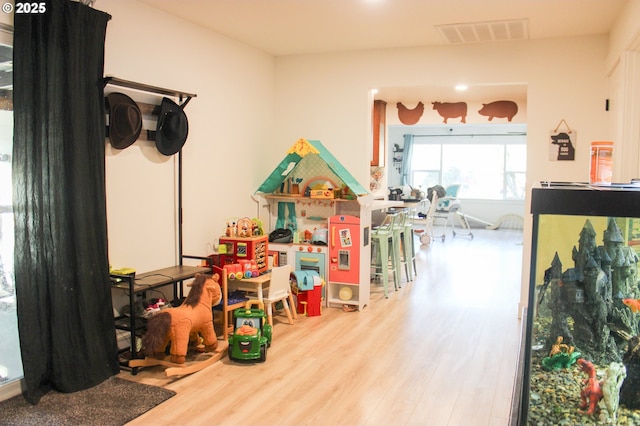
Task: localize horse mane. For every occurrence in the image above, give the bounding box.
[184,273,206,308]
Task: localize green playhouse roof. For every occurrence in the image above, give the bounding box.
[255,139,368,196]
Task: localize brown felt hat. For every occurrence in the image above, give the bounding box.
[106,92,142,150]
[155,97,189,156]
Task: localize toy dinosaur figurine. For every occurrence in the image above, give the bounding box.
[577,358,603,416]
[541,336,581,371]
[549,336,573,356]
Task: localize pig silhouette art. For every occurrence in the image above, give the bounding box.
[431,101,467,124]
[551,132,575,161]
[478,100,518,122]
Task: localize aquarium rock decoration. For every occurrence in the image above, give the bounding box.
[539,218,640,365]
[601,361,627,423]
[620,336,640,409]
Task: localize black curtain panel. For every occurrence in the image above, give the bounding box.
[13,0,117,404]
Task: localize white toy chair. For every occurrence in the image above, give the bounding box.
[260,264,296,326]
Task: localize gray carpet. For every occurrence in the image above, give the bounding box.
[0,376,175,425]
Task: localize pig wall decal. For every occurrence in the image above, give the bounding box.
[431,101,467,124]
[478,100,518,122]
[396,102,424,125]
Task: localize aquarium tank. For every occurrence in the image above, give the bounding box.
[518,184,640,425]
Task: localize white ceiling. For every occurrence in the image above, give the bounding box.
[138,0,628,56]
[135,0,628,105]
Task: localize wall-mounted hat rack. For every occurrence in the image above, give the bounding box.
[103,76,197,141]
[103,76,198,266]
[103,76,197,108]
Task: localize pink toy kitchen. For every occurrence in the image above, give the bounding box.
[254,138,373,311]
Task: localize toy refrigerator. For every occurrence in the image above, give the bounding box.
[327,215,369,310]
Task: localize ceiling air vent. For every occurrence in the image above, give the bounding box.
[436,19,529,44]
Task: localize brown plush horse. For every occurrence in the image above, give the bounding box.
[142,273,222,364]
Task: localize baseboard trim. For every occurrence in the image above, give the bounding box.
[0,378,25,402]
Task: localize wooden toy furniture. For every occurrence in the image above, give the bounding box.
[212,265,248,340]
[218,235,268,273]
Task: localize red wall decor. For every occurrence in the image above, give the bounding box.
[478,100,518,122]
[431,101,467,123]
[396,101,424,125]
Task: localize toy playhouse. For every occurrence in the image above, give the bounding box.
[254,138,373,311]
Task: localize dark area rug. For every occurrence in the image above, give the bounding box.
[0,376,175,426]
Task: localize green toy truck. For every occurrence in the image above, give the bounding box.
[228,300,272,362]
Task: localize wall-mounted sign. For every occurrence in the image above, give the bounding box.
[549,131,576,161]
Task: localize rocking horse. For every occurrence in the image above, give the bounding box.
[131,273,227,376]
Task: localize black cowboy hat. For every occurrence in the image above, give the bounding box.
[106,92,142,149]
[155,97,189,156]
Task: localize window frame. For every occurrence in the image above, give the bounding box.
[398,124,527,201]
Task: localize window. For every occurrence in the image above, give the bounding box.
[0,33,21,389]
[405,125,526,200]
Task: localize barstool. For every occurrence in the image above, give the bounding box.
[391,209,412,283]
[403,206,418,279]
[370,213,399,298]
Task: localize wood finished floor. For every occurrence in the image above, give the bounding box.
[120,228,524,426]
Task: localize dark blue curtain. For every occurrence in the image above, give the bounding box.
[13,0,117,404]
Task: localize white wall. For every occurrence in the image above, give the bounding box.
[98,0,276,273]
[275,38,610,191]
[607,0,640,73]
[607,0,640,184]
[97,1,640,318]
[274,36,611,317]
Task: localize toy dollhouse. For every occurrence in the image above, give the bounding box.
[253,138,373,310]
